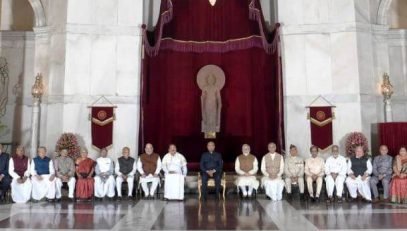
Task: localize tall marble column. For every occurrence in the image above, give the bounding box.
[384,98,393,122]
[29,97,40,157]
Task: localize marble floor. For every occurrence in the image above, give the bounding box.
[0,195,406,230]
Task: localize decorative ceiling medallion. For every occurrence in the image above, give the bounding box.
[209,0,216,6]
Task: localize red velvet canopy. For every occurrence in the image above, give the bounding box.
[140,0,284,171]
[379,123,407,157]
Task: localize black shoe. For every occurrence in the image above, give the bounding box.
[286,193,292,201]
[337,197,343,203]
[117,197,122,201]
[348,197,356,202]
[309,196,315,202]
[55,198,61,202]
[326,197,332,203]
[300,193,305,200]
[315,197,320,203]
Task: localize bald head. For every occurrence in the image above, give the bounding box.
[268,142,276,153]
[379,145,388,156]
[145,143,153,155]
[242,144,250,155]
[332,145,339,158]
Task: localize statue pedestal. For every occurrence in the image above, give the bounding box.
[204,132,216,139]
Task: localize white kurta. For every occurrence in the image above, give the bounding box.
[234,156,260,190]
[30,159,56,200]
[325,155,347,197]
[94,157,115,198]
[115,159,137,197]
[261,153,285,201]
[162,152,187,200]
[9,158,32,203]
[346,158,372,201]
[137,157,162,196]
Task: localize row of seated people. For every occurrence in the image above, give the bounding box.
[0,141,406,204]
[0,143,189,203]
[237,143,406,204]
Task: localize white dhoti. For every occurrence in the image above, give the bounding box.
[325,175,345,197]
[164,174,185,200]
[31,175,56,200]
[56,177,76,199]
[235,176,259,196]
[139,176,160,197]
[262,177,284,201]
[94,175,115,198]
[346,176,371,200]
[116,176,135,197]
[10,179,32,203]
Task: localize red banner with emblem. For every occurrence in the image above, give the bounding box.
[91,107,114,150]
[309,106,334,150]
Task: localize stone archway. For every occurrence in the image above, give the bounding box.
[377,0,393,25]
[27,0,46,27]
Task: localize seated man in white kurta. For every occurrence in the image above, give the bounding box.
[162,144,187,200]
[261,142,285,201]
[8,145,32,203]
[31,146,56,202]
[137,143,162,198]
[54,149,76,201]
[94,148,116,199]
[115,147,137,199]
[346,145,372,202]
[325,145,347,203]
[235,144,259,198]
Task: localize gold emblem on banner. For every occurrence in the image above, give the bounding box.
[97,110,107,120]
[316,111,326,121]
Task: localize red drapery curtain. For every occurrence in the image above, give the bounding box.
[140,0,284,170]
[379,122,407,157]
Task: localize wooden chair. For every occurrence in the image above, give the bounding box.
[0,188,11,203]
[198,172,226,199]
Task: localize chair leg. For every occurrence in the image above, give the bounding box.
[198,185,201,200]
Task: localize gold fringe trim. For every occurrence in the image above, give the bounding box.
[318,145,333,152]
[91,117,114,126]
[91,144,113,152]
[310,117,333,127]
[161,35,263,44]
